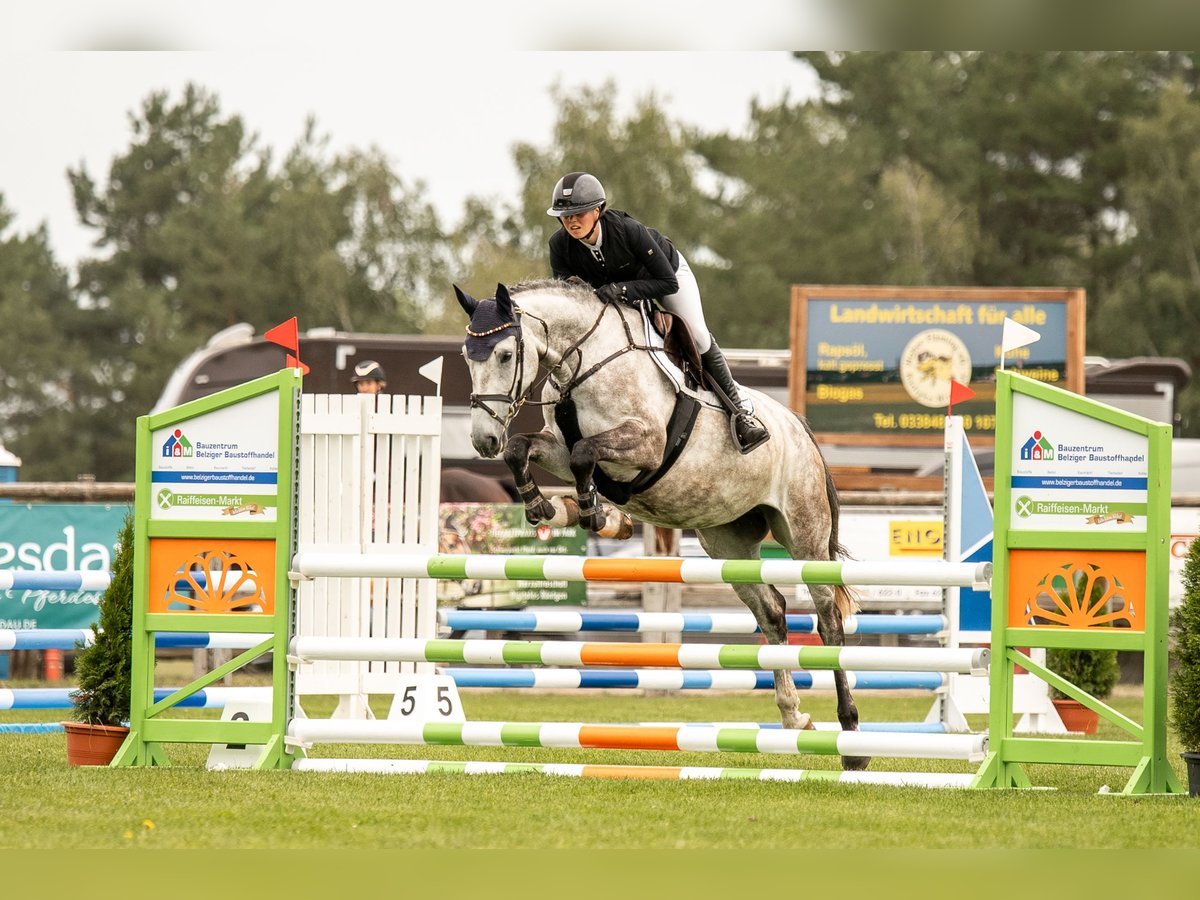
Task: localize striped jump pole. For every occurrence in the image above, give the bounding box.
[443,668,947,691]
[289,637,990,674]
[291,758,976,788]
[0,723,66,734]
[0,686,272,710]
[293,553,992,589]
[0,571,111,591]
[439,610,948,636]
[286,719,987,762]
[0,571,220,592]
[0,629,261,651]
[595,721,948,734]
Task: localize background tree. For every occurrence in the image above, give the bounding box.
[67,85,450,478]
[10,55,1200,484]
[696,97,977,347]
[1104,79,1200,433]
[0,198,112,480]
[794,51,1200,432]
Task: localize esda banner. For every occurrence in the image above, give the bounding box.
[0,503,125,629]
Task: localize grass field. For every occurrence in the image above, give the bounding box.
[2,675,1197,852]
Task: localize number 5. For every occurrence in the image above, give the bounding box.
[399,685,416,716]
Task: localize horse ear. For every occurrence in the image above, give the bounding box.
[453,284,479,316]
[495,283,514,320]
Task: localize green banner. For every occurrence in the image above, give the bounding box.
[0,503,127,629]
[438,504,588,607]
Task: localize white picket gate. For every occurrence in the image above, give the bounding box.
[294,393,442,717]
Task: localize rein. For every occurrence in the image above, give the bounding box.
[468,298,654,430]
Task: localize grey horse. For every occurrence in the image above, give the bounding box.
[455,280,866,769]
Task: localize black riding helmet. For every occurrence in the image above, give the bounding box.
[547,172,606,218]
[351,360,387,383]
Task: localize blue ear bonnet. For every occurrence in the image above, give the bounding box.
[464,300,520,361]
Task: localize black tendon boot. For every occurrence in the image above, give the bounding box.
[700,338,770,454]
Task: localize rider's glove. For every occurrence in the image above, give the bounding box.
[595,283,629,305]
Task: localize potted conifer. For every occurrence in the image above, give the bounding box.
[1046,645,1120,734]
[1170,535,1200,795]
[1045,567,1120,734]
[65,510,135,765]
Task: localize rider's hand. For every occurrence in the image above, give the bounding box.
[595,283,627,304]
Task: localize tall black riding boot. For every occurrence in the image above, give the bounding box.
[701,338,770,454]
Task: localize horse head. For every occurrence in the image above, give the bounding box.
[454,283,539,458]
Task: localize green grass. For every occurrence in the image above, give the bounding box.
[2,682,1197,850]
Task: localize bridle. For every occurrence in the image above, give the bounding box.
[467,296,653,431]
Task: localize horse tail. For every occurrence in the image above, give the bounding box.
[795,412,859,617]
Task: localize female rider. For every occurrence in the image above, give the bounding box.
[546,171,769,454]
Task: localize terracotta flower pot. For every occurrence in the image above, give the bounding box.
[1052,698,1099,735]
[63,722,130,766]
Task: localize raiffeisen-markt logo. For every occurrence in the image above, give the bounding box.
[162,428,193,458]
[1020,430,1054,462]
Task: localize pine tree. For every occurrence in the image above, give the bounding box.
[1170,537,1200,752]
[71,511,134,727]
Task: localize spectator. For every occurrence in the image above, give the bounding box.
[351,360,387,394]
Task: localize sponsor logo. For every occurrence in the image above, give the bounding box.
[162,428,193,458]
[1020,430,1055,462]
[898,329,971,408]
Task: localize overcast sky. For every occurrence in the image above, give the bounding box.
[1,51,819,271]
[1,3,827,272]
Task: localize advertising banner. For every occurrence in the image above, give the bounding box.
[438,504,588,607]
[790,286,1084,443]
[0,503,125,629]
[150,391,281,522]
[1009,392,1149,534]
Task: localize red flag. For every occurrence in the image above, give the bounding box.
[264,317,299,353]
[285,353,310,376]
[948,379,976,415]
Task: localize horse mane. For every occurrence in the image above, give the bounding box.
[509,278,599,305]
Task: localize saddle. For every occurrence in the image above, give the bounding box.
[649,309,704,391]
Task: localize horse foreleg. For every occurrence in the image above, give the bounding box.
[566,421,658,534]
[811,583,868,771]
[502,431,565,525]
[567,439,605,532]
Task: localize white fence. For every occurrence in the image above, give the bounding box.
[294,393,441,717]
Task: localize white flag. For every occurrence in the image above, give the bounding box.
[418,356,444,395]
[1000,318,1040,370]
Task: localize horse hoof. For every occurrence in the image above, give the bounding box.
[784,712,814,731]
[841,755,871,772]
[524,503,553,525]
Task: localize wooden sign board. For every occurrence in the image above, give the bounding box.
[789,285,1085,448]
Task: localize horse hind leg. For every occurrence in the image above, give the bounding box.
[735,582,813,732]
[809,583,868,771]
[765,502,868,771]
[696,521,812,732]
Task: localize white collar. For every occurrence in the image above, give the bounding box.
[586,223,604,258]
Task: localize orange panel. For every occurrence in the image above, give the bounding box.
[580,765,685,780]
[579,642,682,667]
[147,537,277,615]
[1007,549,1144,631]
[577,726,681,751]
[581,558,684,582]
